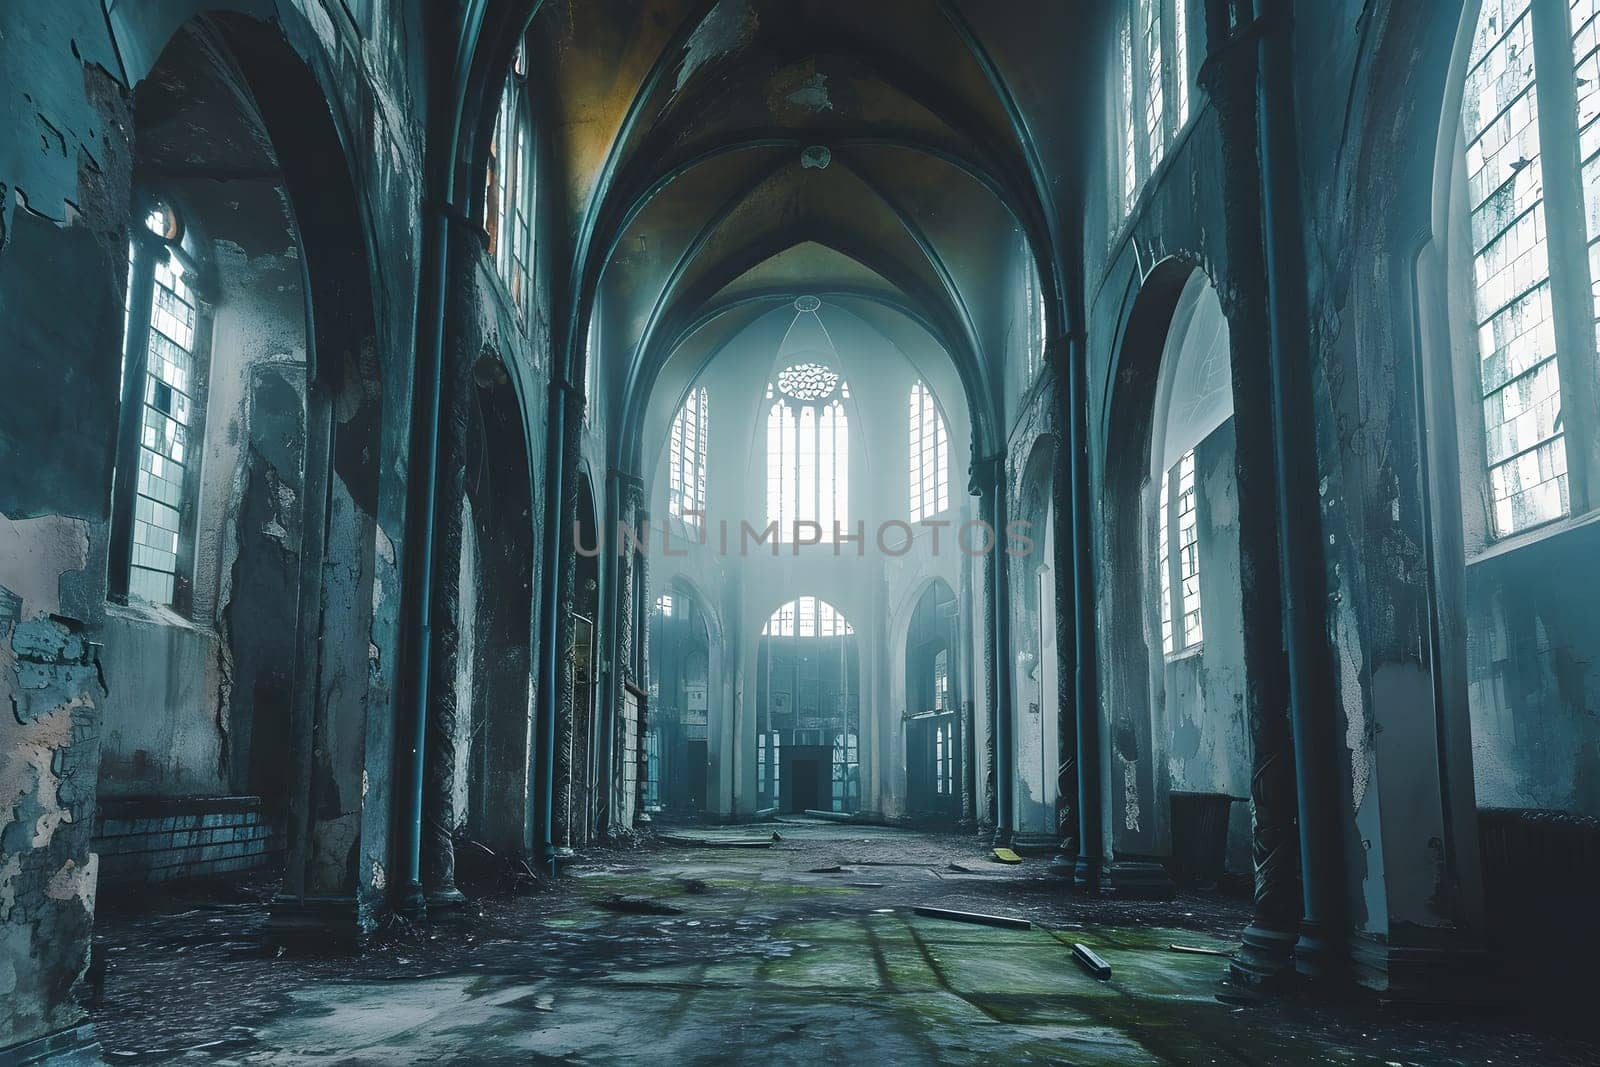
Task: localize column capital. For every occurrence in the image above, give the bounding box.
[968,450,1005,498]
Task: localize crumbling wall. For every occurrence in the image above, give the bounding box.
[1165,422,1251,873]
[0,1,132,1049]
[1464,528,1600,812]
[93,174,308,809]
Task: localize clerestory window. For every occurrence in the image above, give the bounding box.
[766,363,849,542]
[111,199,208,610]
[909,381,950,522]
[486,42,534,321]
[668,386,709,528]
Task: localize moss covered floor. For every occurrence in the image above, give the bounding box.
[86,820,1598,1064]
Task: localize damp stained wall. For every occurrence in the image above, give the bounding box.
[95,176,308,808]
[0,1,132,1047]
[2,0,432,1049]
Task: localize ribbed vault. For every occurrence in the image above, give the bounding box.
[499,0,1090,464]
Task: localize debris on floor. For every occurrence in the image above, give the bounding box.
[84,821,1596,1065]
[912,904,1032,930]
[658,833,772,849]
[991,847,1021,864]
[1073,942,1113,979]
[1169,943,1233,958]
[596,894,683,916]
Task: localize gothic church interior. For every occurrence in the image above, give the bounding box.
[2,1,1598,1062]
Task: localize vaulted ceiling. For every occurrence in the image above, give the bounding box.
[523,0,1094,460]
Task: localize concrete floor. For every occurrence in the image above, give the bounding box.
[86,820,1598,1065]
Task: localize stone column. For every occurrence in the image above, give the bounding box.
[1199,0,1305,984]
[606,473,642,835]
[551,395,584,855]
[420,352,473,905]
[971,451,1013,846]
[957,520,978,828]
[1067,329,1107,890]
[1047,360,1079,876]
[632,506,651,827]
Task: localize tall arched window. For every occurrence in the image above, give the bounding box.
[112,199,207,609]
[762,596,854,637]
[1152,273,1232,657]
[766,362,849,542]
[668,385,709,527]
[909,381,949,521]
[486,43,534,319]
[1156,448,1202,653]
[1458,0,1600,536]
[1018,248,1047,386]
[1118,0,1195,216]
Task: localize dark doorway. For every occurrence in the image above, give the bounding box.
[754,597,862,813]
[685,740,708,813]
[903,581,961,823]
[784,746,831,813]
[647,588,713,819]
[907,718,935,815]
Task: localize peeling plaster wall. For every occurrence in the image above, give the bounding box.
[0,0,131,1048]
[95,176,308,809]
[1464,530,1600,812]
[96,608,230,800]
[0,517,107,1049]
[451,494,478,825]
[2,0,430,1045]
[1078,32,1237,864]
[1072,0,1523,966]
[448,243,550,856]
[1004,395,1060,842]
[1164,423,1251,873]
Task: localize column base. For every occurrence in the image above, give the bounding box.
[1293,920,1349,984]
[1008,831,1060,854]
[1349,931,1503,1007]
[1072,855,1105,890]
[990,825,1015,848]
[1228,921,1298,991]
[262,894,376,948]
[393,881,428,922]
[426,886,467,911]
[1071,858,1175,898]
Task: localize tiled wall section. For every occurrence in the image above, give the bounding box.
[94,795,283,884]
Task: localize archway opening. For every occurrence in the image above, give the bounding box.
[646,585,715,820]
[904,580,961,824]
[458,357,536,857]
[1104,265,1252,883]
[1010,443,1064,851]
[91,15,383,911]
[755,597,861,816]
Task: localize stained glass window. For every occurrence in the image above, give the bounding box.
[762,596,854,637]
[909,381,950,521]
[487,49,535,323]
[767,364,848,541]
[668,386,708,527]
[1156,448,1202,654]
[1118,1,1194,216]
